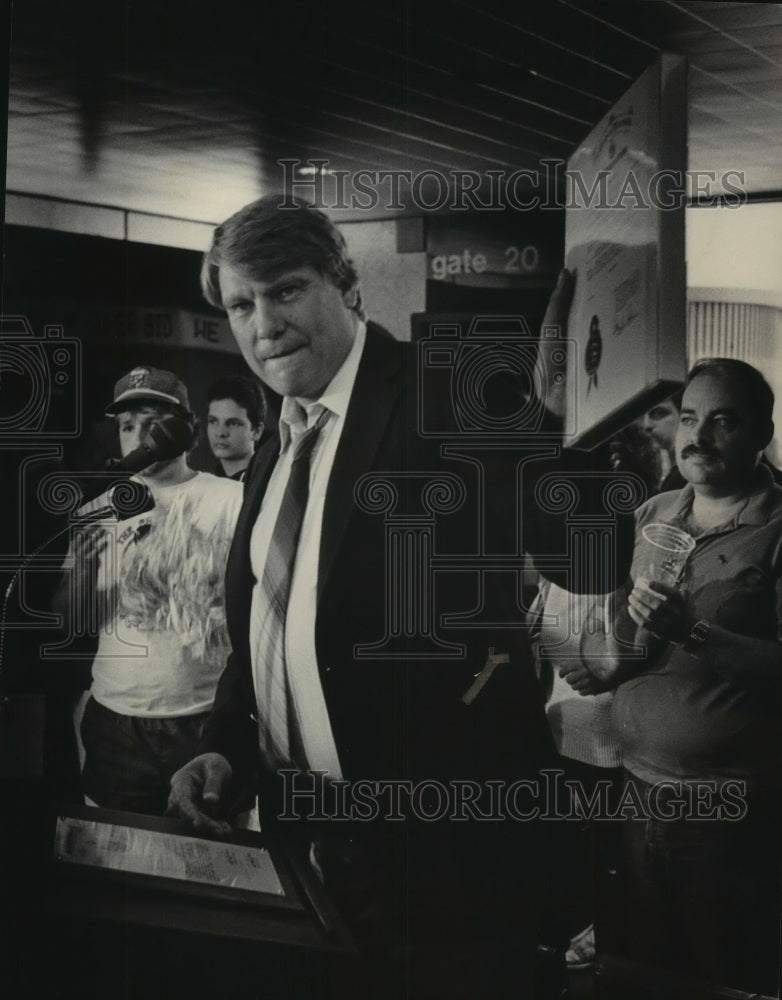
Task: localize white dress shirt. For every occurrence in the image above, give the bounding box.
[248,322,367,779]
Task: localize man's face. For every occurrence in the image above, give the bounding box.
[218,263,358,398]
[116,403,180,476]
[676,372,762,493]
[116,404,169,456]
[642,399,679,452]
[207,398,260,463]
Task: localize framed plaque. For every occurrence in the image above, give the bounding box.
[50,805,355,954]
[564,54,687,448]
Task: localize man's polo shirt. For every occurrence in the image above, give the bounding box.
[612,466,782,791]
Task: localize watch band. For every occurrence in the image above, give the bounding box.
[682,619,711,654]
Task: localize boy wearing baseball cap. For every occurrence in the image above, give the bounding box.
[55,366,244,815]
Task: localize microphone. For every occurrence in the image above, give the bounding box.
[67,412,193,510]
[105,412,194,474]
[72,480,156,525]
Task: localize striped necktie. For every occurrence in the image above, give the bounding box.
[255,404,329,768]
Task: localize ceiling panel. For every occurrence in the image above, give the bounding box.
[5,0,782,226]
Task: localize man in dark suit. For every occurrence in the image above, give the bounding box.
[167,196,620,998]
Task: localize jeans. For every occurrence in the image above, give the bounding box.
[618,770,781,995]
[80,696,209,815]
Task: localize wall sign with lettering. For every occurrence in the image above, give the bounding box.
[426,217,561,287]
[428,244,545,281]
[77,307,240,355]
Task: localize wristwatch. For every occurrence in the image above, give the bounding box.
[682,619,711,655]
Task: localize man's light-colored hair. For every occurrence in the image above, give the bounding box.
[201,195,365,320]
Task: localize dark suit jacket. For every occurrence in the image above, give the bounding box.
[202,324,556,792]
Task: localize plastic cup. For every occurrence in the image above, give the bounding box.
[639,523,696,585]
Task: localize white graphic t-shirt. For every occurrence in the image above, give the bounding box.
[81,472,243,717]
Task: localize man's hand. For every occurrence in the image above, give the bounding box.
[558,662,605,696]
[166,752,235,836]
[538,267,576,420]
[627,577,689,642]
[542,267,576,330]
[73,524,110,569]
[52,525,110,622]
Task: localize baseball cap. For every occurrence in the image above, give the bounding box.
[105,366,191,416]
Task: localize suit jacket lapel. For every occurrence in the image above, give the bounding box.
[225,432,279,659]
[318,326,409,601]
[225,327,409,625]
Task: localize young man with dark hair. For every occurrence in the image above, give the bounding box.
[206,374,266,481]
[54,367,244,815]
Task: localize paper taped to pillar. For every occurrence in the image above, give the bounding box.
[564,54,687,448]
